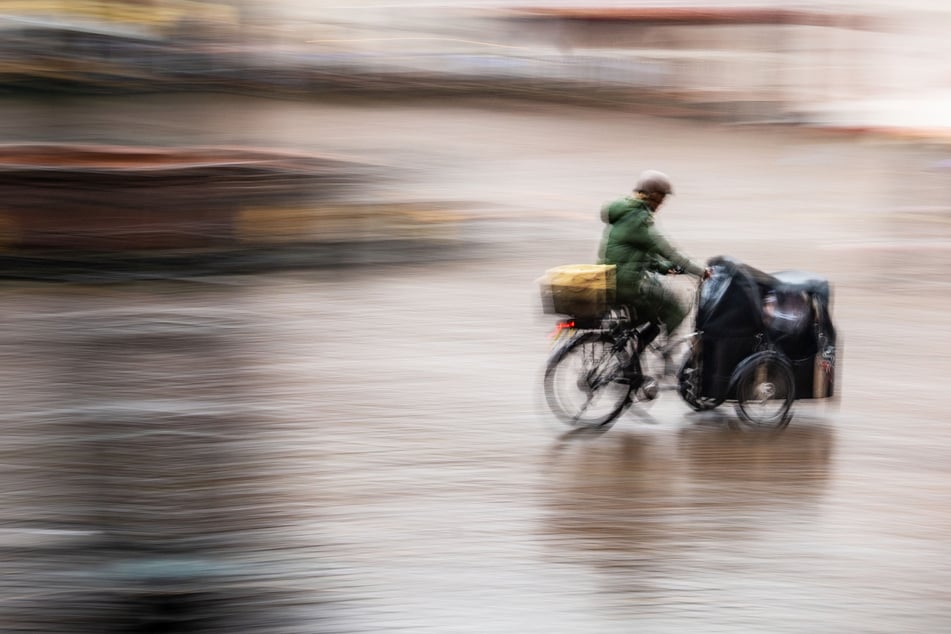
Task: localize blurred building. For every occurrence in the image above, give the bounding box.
[0,0,949,128]
[261,1,951,127]
[0,0,249,88]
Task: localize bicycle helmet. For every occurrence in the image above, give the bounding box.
[635,170,673,196]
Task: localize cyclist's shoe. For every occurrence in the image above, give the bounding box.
[636,377,659,401]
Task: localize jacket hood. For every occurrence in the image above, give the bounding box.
[602,195,649,225]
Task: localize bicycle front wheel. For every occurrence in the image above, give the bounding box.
[731,352,795,431]
[676,338,722,412]
[544,332,633,428]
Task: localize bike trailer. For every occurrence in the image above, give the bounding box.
[694,256,837,403]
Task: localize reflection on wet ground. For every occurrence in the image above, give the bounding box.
[544,424,834,604]
[0,257,949,632]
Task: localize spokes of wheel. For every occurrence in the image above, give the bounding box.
[732,355,795,431]
[544,333,632,428]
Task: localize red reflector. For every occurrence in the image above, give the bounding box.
[548,320,576,339]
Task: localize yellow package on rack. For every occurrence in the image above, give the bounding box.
[538,264,616,319]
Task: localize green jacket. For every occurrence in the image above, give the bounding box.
[598,195,703,303]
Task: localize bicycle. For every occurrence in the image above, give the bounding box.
[543,306,709,430]
[541,257,829,432]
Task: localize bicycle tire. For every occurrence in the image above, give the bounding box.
[676,340,722,412]
[543,331,633,428]
[730,351,795,431]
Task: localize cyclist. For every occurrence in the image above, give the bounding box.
[598,169,708,353]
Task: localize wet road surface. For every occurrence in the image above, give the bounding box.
[0,96,949,631]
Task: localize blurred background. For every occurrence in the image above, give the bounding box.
[0,0,949,632]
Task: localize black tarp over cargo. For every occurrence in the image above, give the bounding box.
[694,256,836,401]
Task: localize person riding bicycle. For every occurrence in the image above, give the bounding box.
[598,169,707,352]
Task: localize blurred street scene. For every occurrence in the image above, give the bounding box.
[0,1,949,632]
[1,0,951,127]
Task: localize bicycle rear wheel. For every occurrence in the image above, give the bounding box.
[544,332,633,428]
